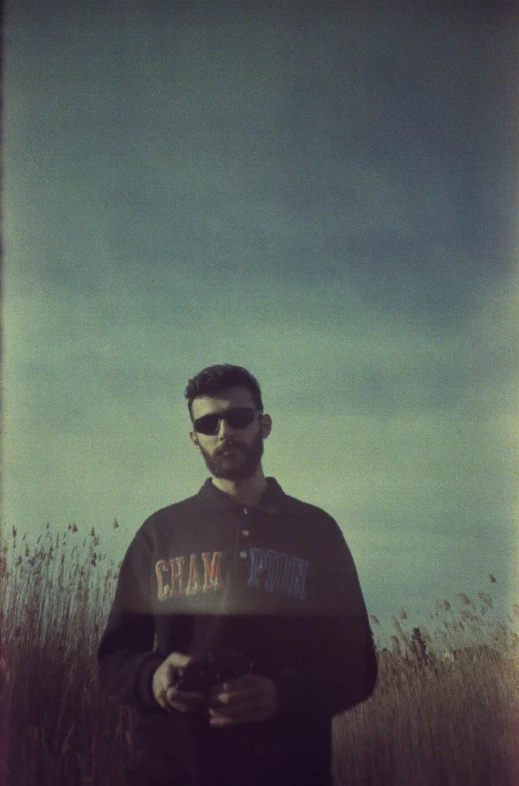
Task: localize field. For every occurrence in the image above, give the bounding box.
[1,524,518,786]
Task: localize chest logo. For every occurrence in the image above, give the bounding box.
[155,552,222,600]
[247,548,309,600]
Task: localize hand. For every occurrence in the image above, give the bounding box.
[206,673,279,728]
[152,652,205,713]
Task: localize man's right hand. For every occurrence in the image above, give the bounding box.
[152,652,205,713]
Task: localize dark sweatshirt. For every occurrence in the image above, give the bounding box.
[98,477,377,786]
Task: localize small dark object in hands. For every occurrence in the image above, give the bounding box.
[174,650,253,694]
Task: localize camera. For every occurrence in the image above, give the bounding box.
[174,650,253,694]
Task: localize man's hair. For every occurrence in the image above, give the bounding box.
[184,364,263,420]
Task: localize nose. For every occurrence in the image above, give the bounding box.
[217,417,234,439]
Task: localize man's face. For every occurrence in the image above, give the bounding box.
[189,386,271,480]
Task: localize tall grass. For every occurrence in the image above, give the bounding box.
[1,524,517,785]
[1,524,133,786]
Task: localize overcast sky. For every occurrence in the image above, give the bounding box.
[3,0,518,637]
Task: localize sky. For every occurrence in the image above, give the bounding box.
[3,0,518,640]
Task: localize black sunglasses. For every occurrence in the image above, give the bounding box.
[193,407,262,436]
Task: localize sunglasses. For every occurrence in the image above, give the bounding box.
[192,407,262,435]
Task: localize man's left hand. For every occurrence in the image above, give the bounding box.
[206,674,279,727]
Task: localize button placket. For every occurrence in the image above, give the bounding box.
[241,507,251,543]
[237,509,251,563]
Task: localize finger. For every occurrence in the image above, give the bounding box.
[166,687,205,703]
[209,706,259,727]
[206,686,262,709]
[208,674,267,698]
[208,672,259,693]
[207,691,266,719]
[166,687,205,712]
[208,681,230,697]
[209,688,278,725]
[213,675,251,691]
[156,693,169,712]
[209,713,248,727]
[208,707,248,723]
[209,698,275,726]
[168,652,195,668]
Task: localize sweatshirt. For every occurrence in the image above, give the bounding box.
[98,477,377,786]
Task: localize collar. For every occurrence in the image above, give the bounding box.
[197,476,283,514]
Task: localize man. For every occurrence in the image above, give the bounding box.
[98,364,377,786]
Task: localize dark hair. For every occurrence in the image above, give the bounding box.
[184,364,263,420]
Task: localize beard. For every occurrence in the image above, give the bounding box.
[198,429,264,480]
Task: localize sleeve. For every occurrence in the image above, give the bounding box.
[274,514,378,718]
[97,530,164,710]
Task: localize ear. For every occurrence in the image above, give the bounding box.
[189,430,200,448]
[260,414,272,439]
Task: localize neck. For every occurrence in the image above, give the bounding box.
[211,466,268,506]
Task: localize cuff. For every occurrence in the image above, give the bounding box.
[135,653,166,709]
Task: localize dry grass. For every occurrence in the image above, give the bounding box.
[1,525,133,786]
[334,635,519,785]
[1,524,517,785]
